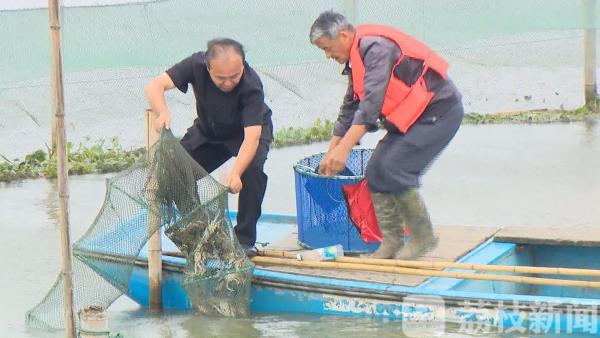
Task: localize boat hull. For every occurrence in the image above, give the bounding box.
[115,213,600,335]
[125,247,600,335]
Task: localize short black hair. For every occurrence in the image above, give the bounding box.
[205,38,245,65]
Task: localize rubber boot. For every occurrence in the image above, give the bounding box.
[361,192,404,259]
[393,189,438,260]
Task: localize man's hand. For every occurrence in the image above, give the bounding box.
[318,136,342,175]
[145,72,176,132]
[227,125,260,194]
[318,125,366,176]
[228,173,243,194]
[317,157,329,175]
[156,111,172,131]
[319,144,351,176]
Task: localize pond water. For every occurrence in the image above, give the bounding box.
[1,121,599,337]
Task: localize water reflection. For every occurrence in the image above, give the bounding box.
[582,117,598,146]
[40,178,58,224]
[182,313,261,338]
[2,122,600,337]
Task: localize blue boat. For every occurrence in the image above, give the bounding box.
[122,212,600,336]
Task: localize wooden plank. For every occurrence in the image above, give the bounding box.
[264,231,304,251]
[495,226,600,247]
[257,225,499,286]
[256,264,428,285]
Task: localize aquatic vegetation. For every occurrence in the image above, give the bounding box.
[272,118,334,148]
[0,137,143,182]
[463,105,599,124]
[1,107,598,183]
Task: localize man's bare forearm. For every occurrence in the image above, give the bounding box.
[231,126,262,177]
[338,125,367,152]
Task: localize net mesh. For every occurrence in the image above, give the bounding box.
[1,1,600,159]
[25,130,253,330]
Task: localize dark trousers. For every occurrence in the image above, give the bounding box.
[366,99,464,194]
[182,140,269,247]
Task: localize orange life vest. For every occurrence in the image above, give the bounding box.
[350,24,448,133]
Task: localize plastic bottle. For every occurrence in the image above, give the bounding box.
[296,244,344,261]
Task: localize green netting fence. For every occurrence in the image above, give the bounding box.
[1,0,599,160]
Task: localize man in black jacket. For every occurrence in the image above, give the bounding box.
[145,38,273,257]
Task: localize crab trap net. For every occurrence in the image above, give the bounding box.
[26,130,254,330]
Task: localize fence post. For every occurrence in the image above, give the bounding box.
[584,0,598,109]
[48,0,76,336]
[144,109,163,312]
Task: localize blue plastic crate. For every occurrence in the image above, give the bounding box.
[293,149,380,253]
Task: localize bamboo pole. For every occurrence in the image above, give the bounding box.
[49,7,59,152]
[252,256,600,289]
[584,0,598,109]
[48,0,75,336]
[145,109,162,312]
[164,249,600,278]
[258,249,600,278]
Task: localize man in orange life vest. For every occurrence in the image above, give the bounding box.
[309,11,464,259]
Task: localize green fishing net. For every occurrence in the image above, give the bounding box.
[26,130,254,330]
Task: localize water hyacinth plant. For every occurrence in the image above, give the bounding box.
[1,106,597,182]
[272,118,334,148]
[463,106,598,124]
[0,137,143,182]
